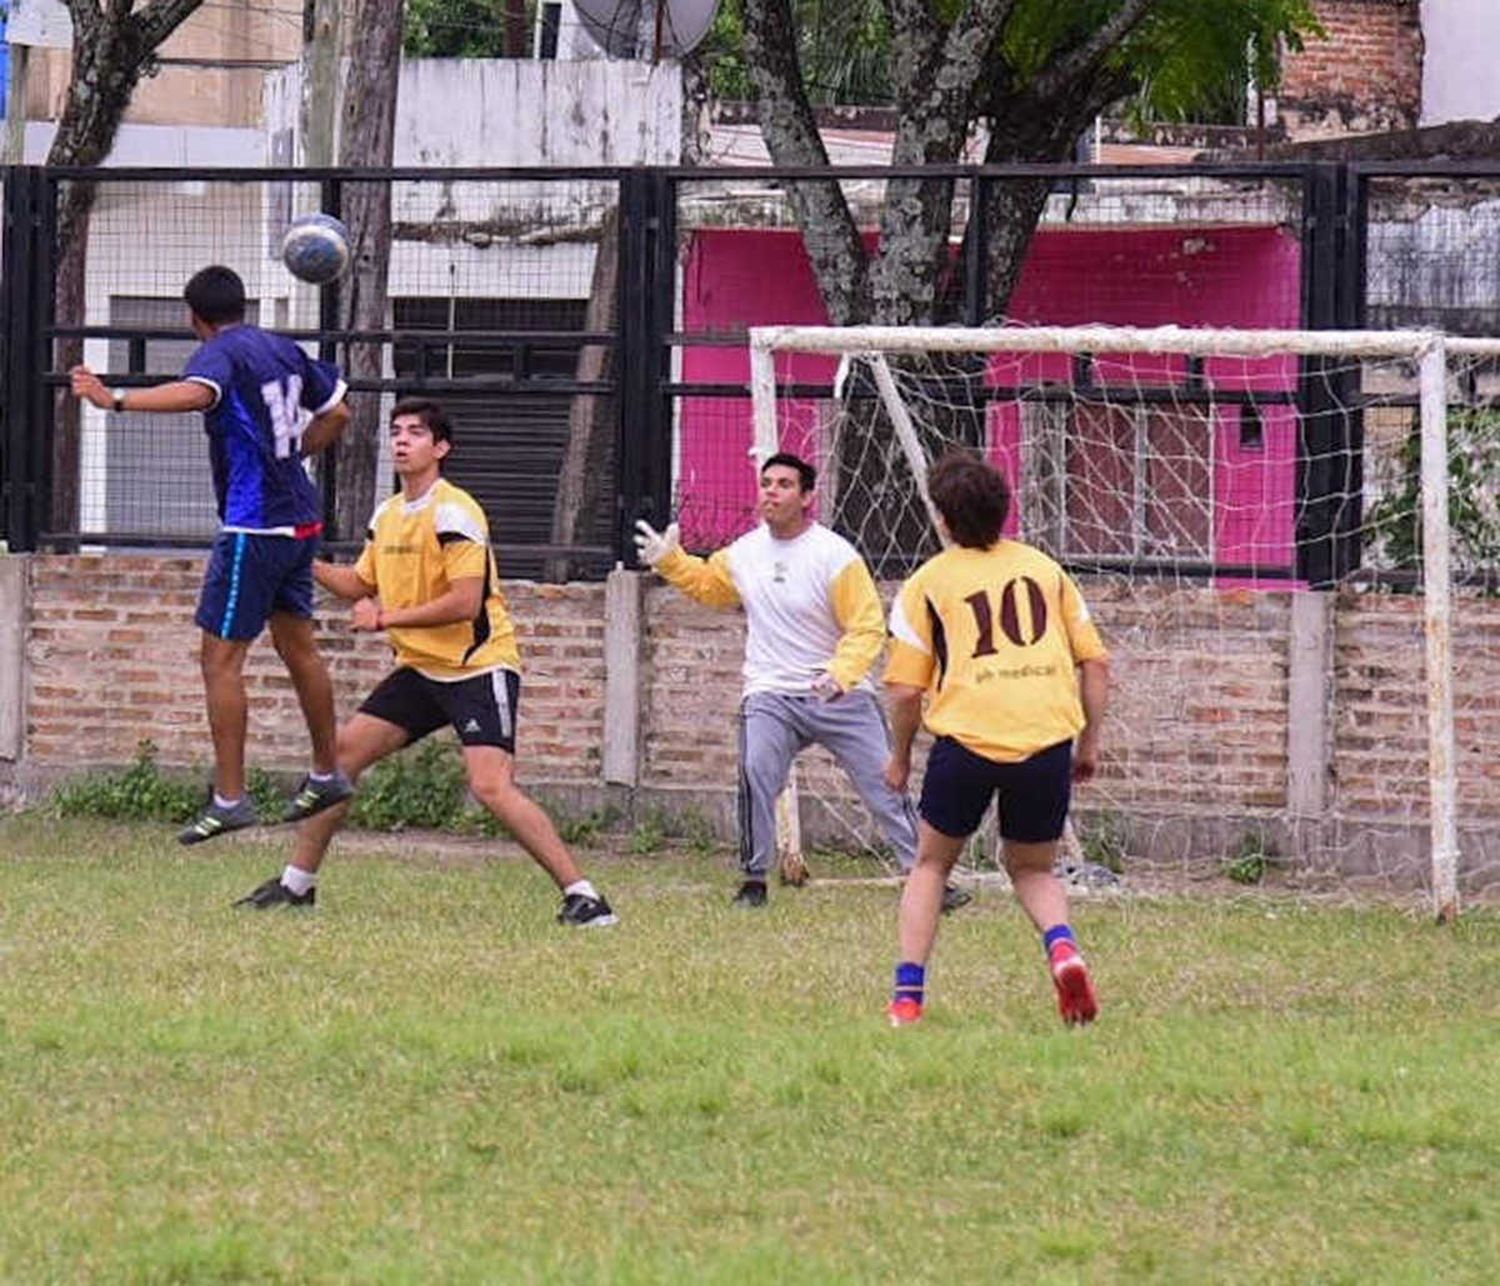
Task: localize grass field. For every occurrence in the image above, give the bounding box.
[2,814,1497,1283]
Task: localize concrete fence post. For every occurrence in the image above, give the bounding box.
[602,568,645,787]
[0,555,30,762]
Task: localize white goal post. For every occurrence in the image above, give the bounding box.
[746,323,1497,920]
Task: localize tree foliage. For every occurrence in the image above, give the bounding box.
[722,0,1321,324]
[404,0,530,57]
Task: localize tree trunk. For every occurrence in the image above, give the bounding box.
[333,0,404,542]
[547,208,619,583]
[46,0,207,536]
[741,0,870,323]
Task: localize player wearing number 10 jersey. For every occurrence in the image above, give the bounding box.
[882,451,1111,1029]
[69,265,352,846]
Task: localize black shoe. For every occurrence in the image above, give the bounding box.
[558,892,618,927]
[283,771,355,824]
[179,796,258,846]
[941,883,973,915]
[234,876,316,910]
[733,879,768,908]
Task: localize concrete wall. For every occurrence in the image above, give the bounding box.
[1420,0,1500,126]
[24,0,306,129]
[5,553,1499,891]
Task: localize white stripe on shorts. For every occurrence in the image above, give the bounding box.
[491,669,513,740]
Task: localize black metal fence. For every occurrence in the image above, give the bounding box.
[2,160,1498,582]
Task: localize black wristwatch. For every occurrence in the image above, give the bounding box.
[111,388,127,413]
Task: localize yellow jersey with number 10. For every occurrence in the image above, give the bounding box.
[353,478,520,680]
[885,541,1107,763]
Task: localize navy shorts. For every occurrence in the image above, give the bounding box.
[195,531,318,641]
[359,667,521,753]
[919,736,1073,843]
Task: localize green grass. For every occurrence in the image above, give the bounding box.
[1,816,1497,1283]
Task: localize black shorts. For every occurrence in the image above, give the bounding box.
[358,666,521,752]
[919,736,1073,843]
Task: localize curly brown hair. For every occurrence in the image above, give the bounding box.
[927,451,1010,549]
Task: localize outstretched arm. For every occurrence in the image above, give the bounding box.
[635,520,740,610]
[70,366,213,414]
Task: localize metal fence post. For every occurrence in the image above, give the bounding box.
[2,167,46,552]
[1296,161,1362,587]
[614,168,673,566]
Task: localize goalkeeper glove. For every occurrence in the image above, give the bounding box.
[633,518,680,568]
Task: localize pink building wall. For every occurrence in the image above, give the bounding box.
[677,225,1302,578]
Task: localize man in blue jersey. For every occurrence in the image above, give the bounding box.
[70,265,354,844]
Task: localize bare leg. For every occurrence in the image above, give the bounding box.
[463,745,584,889]
[200,633,252,799]
[289,714,408,875]
[897,822,967,965]
[269,612,338,774]
[1002,839,1068,933]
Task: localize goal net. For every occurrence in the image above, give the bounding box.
[746,324,1500,917]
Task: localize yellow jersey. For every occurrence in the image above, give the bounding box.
[885,541,1107,763]
[354,478,520,679]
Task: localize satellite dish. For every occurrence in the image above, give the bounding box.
[573,0,720,59]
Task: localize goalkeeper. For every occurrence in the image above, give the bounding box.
[636,452,968,912]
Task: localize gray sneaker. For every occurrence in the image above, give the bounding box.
[283,770,355,824]
[178,796,258,846]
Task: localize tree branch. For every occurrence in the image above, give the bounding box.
[133,0,212,50]
[743,0,869,322]
[62,0,105,42]
[1030,0,1160,101]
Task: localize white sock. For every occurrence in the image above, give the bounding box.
[563,879,598,901]
[213,792,243,810]
[308,770,335,783]
[281,865,317,896]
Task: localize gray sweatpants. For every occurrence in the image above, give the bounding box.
[737,689,918,876]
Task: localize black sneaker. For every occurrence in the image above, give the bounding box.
[941,883,974,915]
[234,876,315,910]
[283,770,355,824]
[178,796,258,846]
[732,879,768,908]
[558,892,618,927]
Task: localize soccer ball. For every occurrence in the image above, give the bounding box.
[280,213,351,285]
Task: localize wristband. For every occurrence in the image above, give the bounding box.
[111,388,127,413]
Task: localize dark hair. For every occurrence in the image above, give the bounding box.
[760,451,816,492]
[390,398,454,446]
[927,451,1011,549]
[183,266,247,325]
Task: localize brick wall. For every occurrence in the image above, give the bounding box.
[1278,0,1423,140]
[9,553,1500,883]
[1334,590,1500,822]
[22,556,605,785]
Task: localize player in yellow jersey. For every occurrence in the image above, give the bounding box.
[235,399,616,927]
[883,451,1110,1026]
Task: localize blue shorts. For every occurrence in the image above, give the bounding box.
[919,736,1073,843]
[195,531,318,641]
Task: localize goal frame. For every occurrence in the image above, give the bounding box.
[748,323,1490,921]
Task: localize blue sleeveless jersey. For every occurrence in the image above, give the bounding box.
[182,326,346,531]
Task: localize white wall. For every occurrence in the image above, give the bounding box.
[1420,0,1500,125]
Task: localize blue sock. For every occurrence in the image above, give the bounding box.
[1042,924,1077,954]
[893,961,925,1005]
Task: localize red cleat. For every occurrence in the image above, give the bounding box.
[886,996,924,1027]
[1049,945,1099,1026]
